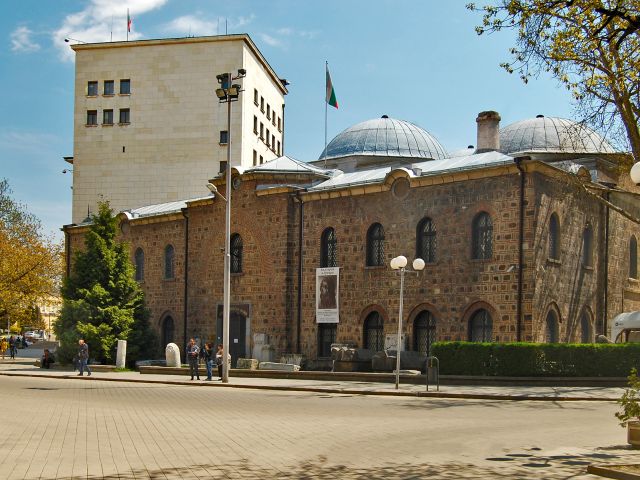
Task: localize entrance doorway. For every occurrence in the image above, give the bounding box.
[216,304,250,367]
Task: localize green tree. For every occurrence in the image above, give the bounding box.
[55,202,158,365]
[467,1,640,162]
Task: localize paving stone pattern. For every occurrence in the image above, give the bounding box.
[0,375,638,479]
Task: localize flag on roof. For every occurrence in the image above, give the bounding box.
[326,64,338,109]
[127,9,132,32]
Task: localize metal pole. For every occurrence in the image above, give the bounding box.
[395,267,405,390]
[222,73,232,383]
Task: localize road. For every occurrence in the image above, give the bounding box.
[0,375,635,479]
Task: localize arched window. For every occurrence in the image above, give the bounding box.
[320,227,337,267]
[580,310,592,343]
[582,224,593,267]
[318,323,337,358]
[164,244,175,279]
[416,217,436,263]
[545,310,559,343]
[469,309,493,342]
[162,316,175,348]
[472,212,492,260]
[549,213,560,260]
[134,247,144,282]
[413,311,436,354]
[231,233,243,273]
[366,223,385,266]
[631,236,638,279]
[363,311,384,351]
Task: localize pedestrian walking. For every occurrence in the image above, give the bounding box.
[186,338,200,380]
[216,344,230,380]
[8,336,16,360]
[202,343,214,381]
[0,337,7,360]
[77,339,92,376]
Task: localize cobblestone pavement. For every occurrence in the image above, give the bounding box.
[0,373,637,479]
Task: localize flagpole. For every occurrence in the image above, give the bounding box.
[324,61,328,168]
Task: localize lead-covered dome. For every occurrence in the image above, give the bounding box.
[319,116,448,160]
[500,115,617,155]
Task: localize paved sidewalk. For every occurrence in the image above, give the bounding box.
[0,356,625,401]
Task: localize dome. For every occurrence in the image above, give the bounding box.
[319,116,448,160]
[500,115,617,155]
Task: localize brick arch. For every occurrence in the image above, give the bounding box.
[467,203,497,261]
[230,214,275,279]
[158,310,178,349]
[460,300,498,341]
[542,302,562,343]
[407,302,442,334]
[358,304,389,348]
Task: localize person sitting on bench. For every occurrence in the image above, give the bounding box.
[41,349,55,369]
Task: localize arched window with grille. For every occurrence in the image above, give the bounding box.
[162,315,174,348]
[366,223,385,266]
[134,247,144,282]
[545,309,559,343]
[318,323,337,358]
[549,213,560,260]
[469,309,492,342]
[472,212,492,260]
[320,227,337,267]
[231,233,243,273]
[164,244,175,279]
[416,217,436,263]
[582,224,593,267]
[631,236,638,279]
[363,311,384,351]
[413,311,436,354]
[580,310,593,343]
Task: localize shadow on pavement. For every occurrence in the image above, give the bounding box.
[48,445,638,479]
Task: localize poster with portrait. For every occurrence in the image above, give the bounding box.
[316,267,339,323]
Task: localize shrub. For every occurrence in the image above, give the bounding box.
[431,342,640,377]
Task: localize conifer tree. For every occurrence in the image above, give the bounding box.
[55,202,157,364]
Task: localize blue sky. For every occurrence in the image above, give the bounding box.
[1,0,577,240]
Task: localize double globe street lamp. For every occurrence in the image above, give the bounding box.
[214,68,246,383]
[390,255,425,390]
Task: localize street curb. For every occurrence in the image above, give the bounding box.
[588,464,640,479]
[0,371,619,401]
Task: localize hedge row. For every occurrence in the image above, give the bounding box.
[430,342,640,377]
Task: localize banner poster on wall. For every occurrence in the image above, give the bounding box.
[316,267,339,323]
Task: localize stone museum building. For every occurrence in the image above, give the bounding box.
[63,34,640,366]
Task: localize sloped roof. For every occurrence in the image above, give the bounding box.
[250,155,330,175]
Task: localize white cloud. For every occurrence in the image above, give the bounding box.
[259,33,283,48]
[53,0,168,61]
[10,26,41,53]
[260,27,320,50]
[162,13,255,36]
[162,15,218,36]
[0,131,62,156]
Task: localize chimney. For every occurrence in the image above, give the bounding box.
[475,111,501,153]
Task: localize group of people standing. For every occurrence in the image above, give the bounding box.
[0,336,19,360]
[186,339,227,381]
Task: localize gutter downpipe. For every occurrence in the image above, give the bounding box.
[296,191,303,353]
[514,157,528,342]
[181,208,190,355]
[604,190,610,335]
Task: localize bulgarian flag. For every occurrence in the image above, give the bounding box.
[326,64,338,109]
[127,9,132,32]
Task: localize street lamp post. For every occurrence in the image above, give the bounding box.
[214,69,245,383]
[390,255,425,390]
